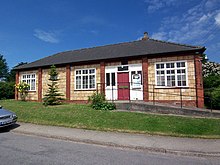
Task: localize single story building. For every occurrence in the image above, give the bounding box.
[14,33,205,108]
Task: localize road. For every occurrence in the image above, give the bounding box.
[0,130,219,165]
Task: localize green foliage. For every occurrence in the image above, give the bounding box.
[88,93,116,110]
[203,70,220,109]
[0,54,9,81]
[15,82,30,101]
[43,65,64,106]
[202,58,220,109]
[203,74,220,89]
[211,86,220,109]
[1,100,220,138]
[0,82,15,99]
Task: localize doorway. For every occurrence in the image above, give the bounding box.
[117,72,130,100]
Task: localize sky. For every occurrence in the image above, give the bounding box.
[0,0,220,69]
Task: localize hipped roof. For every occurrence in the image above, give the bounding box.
[15,39,205,70]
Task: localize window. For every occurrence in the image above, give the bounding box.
[106,72,115,86]
[155,61,187,87]
[75,68,96,90]
[21,73,36,91]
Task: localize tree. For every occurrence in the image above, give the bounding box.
[43,65,64,106]
[202,57,220,109]
[7,62,28,82]
[0,54,9,81]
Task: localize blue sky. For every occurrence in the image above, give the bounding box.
[0,0,220,69]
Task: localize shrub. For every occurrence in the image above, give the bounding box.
[210,86,220,110]
[15,82,29,101]
[203,74,220,109]
[88,93,116,110]
[0,82,15,99]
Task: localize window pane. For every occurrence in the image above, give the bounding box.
[89,69,95,74]
[76,76,81,89]
[181,62,185,67]
[31,79,35,90]
[76,70,81,75]
[106,73,110,86]
[83,70,88,74]
[89,75,95,88]
[156,64,160,69]
[157,76,165,86]
[182,75,186,81]
[177,62,180,68]
[111,73,115,86]
[83,76,88,89]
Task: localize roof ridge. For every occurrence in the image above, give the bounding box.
[149,38,204,49]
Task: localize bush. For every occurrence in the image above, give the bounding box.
[0,82,15,100]
[209,86,220,110]
[203,74,220,110]
[88,93,116,110]
[15,82,29,101]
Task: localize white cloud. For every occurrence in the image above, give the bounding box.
[151,32,167,40]
[34,29,59,43]
[145,0,179,13]
[151,0,220,45]
[215,12,220,26]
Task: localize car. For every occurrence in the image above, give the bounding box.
[0,105,17,128]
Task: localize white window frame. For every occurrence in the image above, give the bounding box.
[75,68,96,90]
[21,73,36,91]
[155,61,188,87]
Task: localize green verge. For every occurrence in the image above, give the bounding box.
[1,100,220,138]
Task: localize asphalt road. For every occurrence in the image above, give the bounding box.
[0,130,219,165]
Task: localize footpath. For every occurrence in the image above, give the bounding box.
[12,122,220,157]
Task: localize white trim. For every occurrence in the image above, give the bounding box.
[105,63,143,100]
[21,73,36,91]
[74,68,96,90]
[155,60,188,88]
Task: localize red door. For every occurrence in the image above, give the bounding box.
[117,72,130,100]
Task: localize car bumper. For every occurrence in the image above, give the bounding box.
[0,118,17,128]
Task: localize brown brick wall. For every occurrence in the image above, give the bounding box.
[142,57,148,101]
[15,72,19,100]
[70,64,101,101]
[18,70,38,101]
[42,67,66,99]
[194,55,204,108]
[66,65,71,101]
[38,68,42,102]
[148,55,197,106]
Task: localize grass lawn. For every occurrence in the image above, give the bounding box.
[1,100,220,138]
